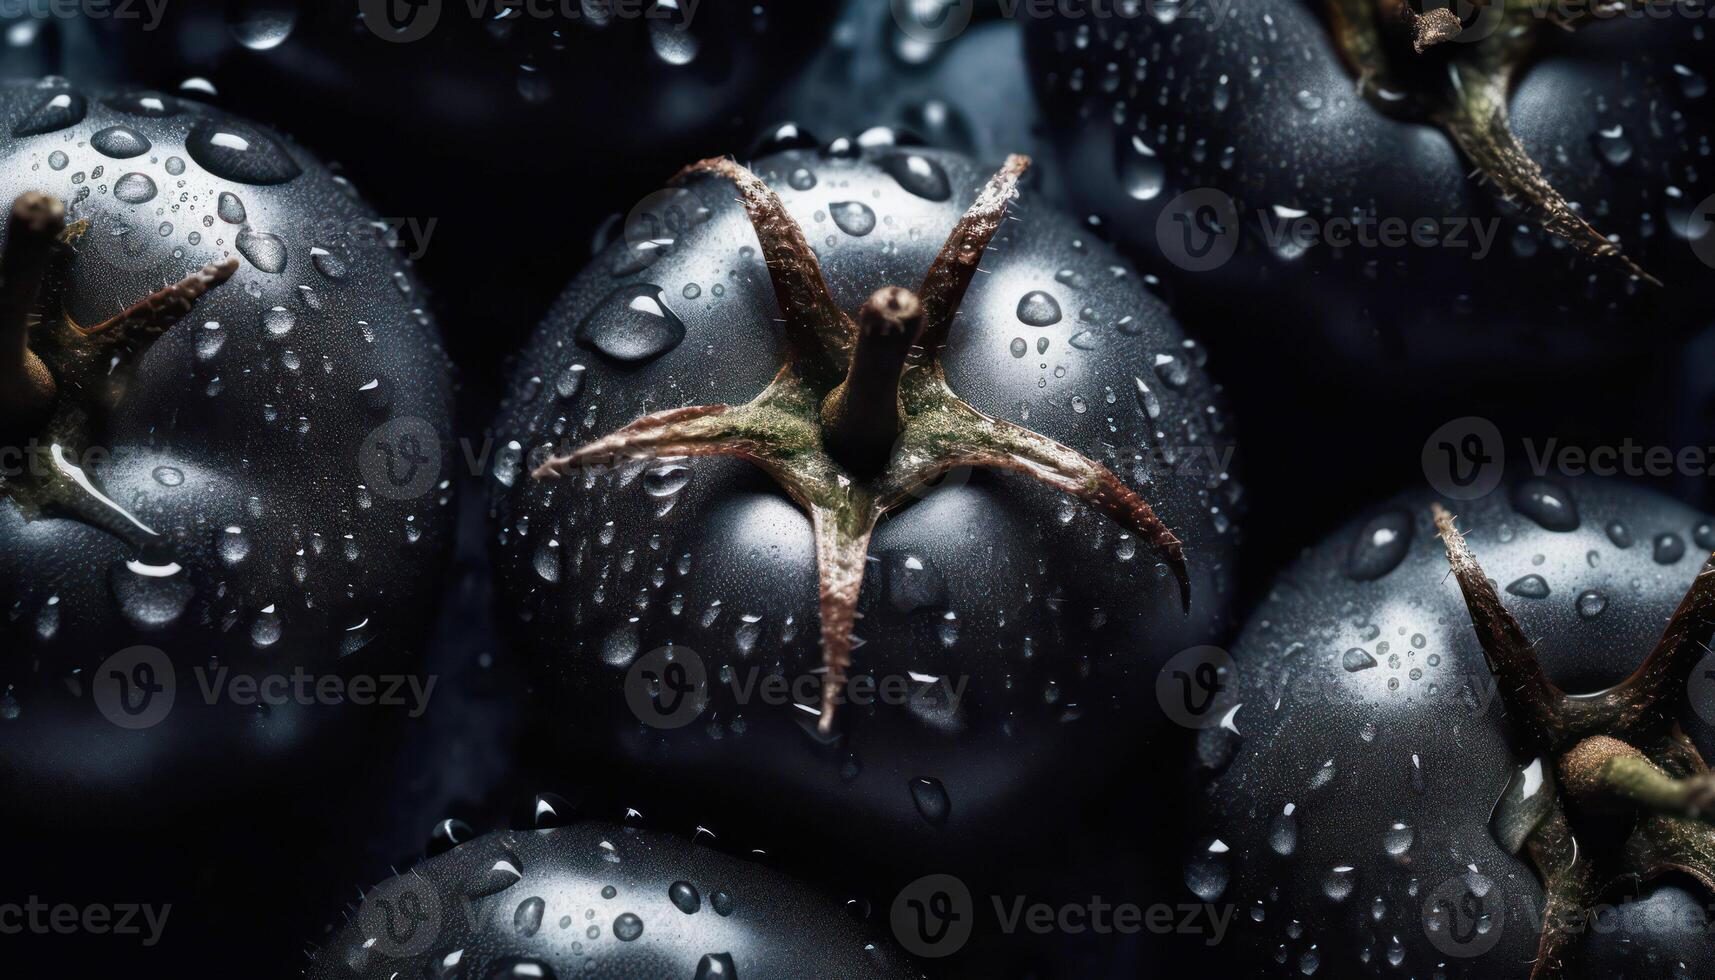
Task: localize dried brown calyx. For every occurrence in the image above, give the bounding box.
[1324,0,1659,284]
[1433,504,1715,979]
[534,154,1191,733]
[0,191,237,545]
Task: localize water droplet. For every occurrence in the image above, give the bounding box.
[110,560,194,629]
[261,306,296,339]
[908,776,950,826]
[647,0,698,63]
[103,89,176,116]
[1593,124,1634,167]
[1512,479,1579,532]
[1653,532,1686,565]
[228,1,297,50]
[668,881,700,914]
[217,191,247,224]
[1505,574,1550,599]
[694,953,737,980]
[1133,377,1162,419]
[787,167,817,191]
[1576,589,1607,620]
[1268,804,1298,856]
[507,899,541,940]
[887,552,947,613]
[13,90,86,137]
[1491,758,1555,855]
[1675,63,1709,99]
[1152,352,1190,389]
[1118,133,1164,201]
[576,284,685,363]
[1322,866,1355,902]
[1184,839,1230,901]
[829,201,877,237]
[1017,290,1062,327]
[1383,822,1415,858]
[113,172,157,204]
[310,245,349,280]
[236,228,288,273]
[91,125,150,159]
[879,152,952,201]
[187,119,301,185]
[710,890,735,916]
[1346,510,1412,581]
[1342,648,1377,672]
[1606,520,1633,549]
[612,912,644,941]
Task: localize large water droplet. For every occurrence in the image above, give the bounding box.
[227,0,298,50]
[1346,510,1412,581]
[1504,574,1550,599]
[612,912,644,941]
[694,953,737,980]
[1016,290,1062,327]
[217,191,247,224]
[187,119,302,185]
[879,152,952,201]
[12,90,86,137]
[647,0,698,64]
[1512,479,1579,532]
[236,228,288,274]
[1118,133,1164,201]
[576,285,685,363]
[1491,758,1554,855]
[91,125,150,159]
[113,172,158,204]
[829,201,877,237]
[668,881,701,914]
[110,560,194,629]
[909,776,950,826]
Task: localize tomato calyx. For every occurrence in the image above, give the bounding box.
[1434,504,1715,978]
[1323,1,1659,285]
[0,192,237,545]
[532,154,1191,733]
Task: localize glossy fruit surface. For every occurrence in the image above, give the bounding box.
[489,145,1239,868]
[1027,3,1715,369]
[1191,476,1715,977]
[309,818,919,979]
[0,77,455,817]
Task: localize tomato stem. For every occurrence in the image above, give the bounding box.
[820,286,921,477]
[0,193,64,447]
